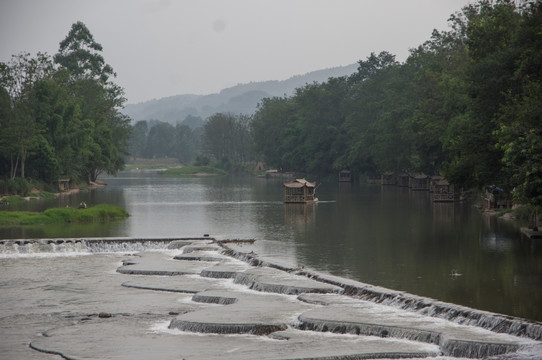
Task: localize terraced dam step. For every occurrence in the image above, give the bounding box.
[11,236,541,359]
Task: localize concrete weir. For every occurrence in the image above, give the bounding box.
[26,237,542,359]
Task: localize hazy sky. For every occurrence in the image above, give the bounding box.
[1,0,473,104]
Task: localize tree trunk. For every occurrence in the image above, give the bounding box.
[20,147,26,179]
[10,152,19,180]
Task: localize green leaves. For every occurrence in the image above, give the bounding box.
[54,21,114,84]
[0,22,130,184]
[250,0,541,209]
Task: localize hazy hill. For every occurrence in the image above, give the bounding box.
[123,63,358,127]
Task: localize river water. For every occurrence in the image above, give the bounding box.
[1,171,541,324]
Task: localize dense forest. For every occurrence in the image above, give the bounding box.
[251,0,541,210]
[0,22,130,193]
[129,113,255,171]
[1,1,541,214]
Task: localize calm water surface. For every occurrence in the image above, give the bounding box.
[1,172,541,321]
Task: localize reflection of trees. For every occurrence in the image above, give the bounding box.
[408,190,430,212]
[431,202,459,227]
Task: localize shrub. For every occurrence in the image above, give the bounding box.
[0,204,129,226]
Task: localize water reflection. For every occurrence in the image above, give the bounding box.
[1,172,541,321]
[284,204,316,230]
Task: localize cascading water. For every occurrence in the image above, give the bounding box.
[0,237,212,256]
[220,244,542,343]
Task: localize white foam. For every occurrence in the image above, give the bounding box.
[0,251,91,259]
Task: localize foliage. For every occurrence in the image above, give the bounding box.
[250,0,542,213]
[0,21,131,189]
[0,196,26,205]
[194,154,211,166]
[0,177,34,196]
[127,120,201,165]
[0,204,129,226]
[202,113,254,168]
[0,52,55,179]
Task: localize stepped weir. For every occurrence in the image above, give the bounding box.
[3,236,540,359]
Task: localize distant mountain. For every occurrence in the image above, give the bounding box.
[122,63,358,127]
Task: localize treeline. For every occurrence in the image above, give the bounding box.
[129,113,256,171]
[129,120,202,164]
[0,22,130,192]
[252,0,542,209]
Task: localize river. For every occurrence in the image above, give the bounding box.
[1,171,541,322]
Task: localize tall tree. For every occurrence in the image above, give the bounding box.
[252,96,298,170]
[494,1,542,225]
[54,22,130,182]
[443,0,521,188]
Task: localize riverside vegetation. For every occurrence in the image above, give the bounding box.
[0,204,129,226]
[130,1,542,225]
[2,1,541,224]
[1,21,130,195]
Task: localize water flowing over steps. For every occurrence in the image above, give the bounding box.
[220,241,542,342]
[0,236,211,255]
[23,237,542,359]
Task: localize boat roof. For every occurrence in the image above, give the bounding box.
[283,178,316,188]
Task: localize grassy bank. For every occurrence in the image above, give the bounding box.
[0,191,58,205]
[124,157,181,170]
[160,166,227,177]
[0,204,129,226]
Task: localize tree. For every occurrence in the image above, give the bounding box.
[496,81,542,213]
[443,0,522,188]
[129,120,148,158]
[252,97,298,170]
[25,77,87,182]
[201,113,254,169]
[54,21,115,84]
[145,121,175,158]
[341,52,409,175]
[0,87,12,176]
[0,52,54,179]
[175,123,199,165]
[54,22,130,182]
[494,2,542,226]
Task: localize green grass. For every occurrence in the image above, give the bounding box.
[0,196,26,205]
[124,158,181,170]
[1,191,58,204]
[161,166,227,176]
[29,191,58,199]
[0,204,129,226]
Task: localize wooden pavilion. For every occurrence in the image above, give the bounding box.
[338,169,352,183]
[432,179,460,202]
[381,172,396,186]
[409,173,429,191]
[283,179,318,203]
[397,173,410,187]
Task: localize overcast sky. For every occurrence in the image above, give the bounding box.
[1,0,473,104]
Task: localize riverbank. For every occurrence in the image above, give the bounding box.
[0,180,106,205]
[160,166,227,177]
[0,204,129,226]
